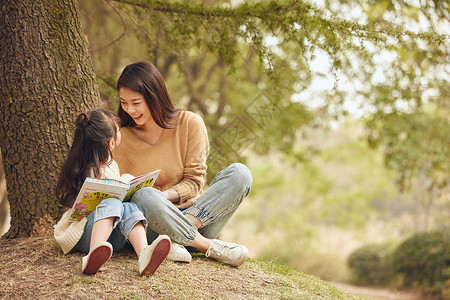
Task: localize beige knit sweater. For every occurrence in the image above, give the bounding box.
[53,161,123,254]
[112,111,209,209]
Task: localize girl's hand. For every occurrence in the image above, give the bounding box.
[162,188,180,203]
[119,173,135,183]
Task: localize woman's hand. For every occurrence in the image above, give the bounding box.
[162,188,180,203]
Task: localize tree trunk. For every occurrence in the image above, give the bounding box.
[0,0,102,238]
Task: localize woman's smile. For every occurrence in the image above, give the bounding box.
[119,87,153,126]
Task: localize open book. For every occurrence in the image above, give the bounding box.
[68,170,160,222]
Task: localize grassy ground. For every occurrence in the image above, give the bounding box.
[0,231,360,300]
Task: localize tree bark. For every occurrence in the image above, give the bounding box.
[0,0,102,237]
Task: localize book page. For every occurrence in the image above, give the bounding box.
[123,169,160,201]
[68,178,129,222]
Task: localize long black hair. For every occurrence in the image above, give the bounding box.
[55,108,120,208]
[117,60,183,128]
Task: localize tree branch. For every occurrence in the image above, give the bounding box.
[182,56,209,116]
[90,0,128,52]
[113,0,304,18]
[112,0,448,45]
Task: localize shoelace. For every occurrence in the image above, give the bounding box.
[206,241,236,258]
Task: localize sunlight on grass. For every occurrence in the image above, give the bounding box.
[65,275,97,287]
[248,258,360,299]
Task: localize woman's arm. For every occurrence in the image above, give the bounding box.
[171,113,209,205]
[162,188,180,203]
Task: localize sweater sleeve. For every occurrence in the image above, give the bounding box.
[54,210,87,254]
[172,113,209,206]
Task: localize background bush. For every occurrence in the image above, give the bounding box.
[393,230,450,297]
[347,243,396,286]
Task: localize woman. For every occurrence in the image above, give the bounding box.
[112,60,253,267]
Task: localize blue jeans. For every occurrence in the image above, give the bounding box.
[130,163,252,246]
[75,198,147,253]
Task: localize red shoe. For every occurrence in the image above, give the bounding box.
[82,241,113,275]
[139,235,171,276]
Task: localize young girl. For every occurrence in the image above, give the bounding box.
[54,108,170,276]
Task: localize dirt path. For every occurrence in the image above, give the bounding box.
[329,282,422,300]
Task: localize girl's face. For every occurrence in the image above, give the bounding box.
[109,126,121,150]
[119,87,153,126]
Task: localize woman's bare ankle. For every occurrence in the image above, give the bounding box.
[185,214,202,229]
[190,233,211,253]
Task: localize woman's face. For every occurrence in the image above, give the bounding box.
[119,87,153,126]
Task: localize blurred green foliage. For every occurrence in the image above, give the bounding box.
[367,110,450,191]
[223,125,407,281]
[393,230,450,296]
[348,242,397,286]
[348,230,450,297]
[321,0,450,232]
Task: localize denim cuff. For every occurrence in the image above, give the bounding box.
[177,227,198,247]
[94,205,122,228]
[121,211,147,238]
[184,205,214,227]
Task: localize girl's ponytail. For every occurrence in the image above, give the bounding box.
[75,112,91,128]
[55,109,120,208]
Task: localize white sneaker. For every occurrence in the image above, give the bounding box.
[167,242,192,263]
[82,241,113,275]
[205,239,248,267]
[139,235,171,276]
